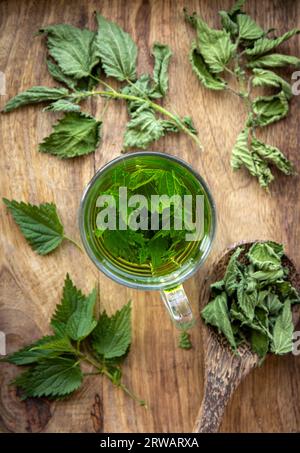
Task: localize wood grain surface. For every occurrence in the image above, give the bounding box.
[0,0,300,433]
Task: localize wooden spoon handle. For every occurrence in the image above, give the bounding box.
[193,368,237,433]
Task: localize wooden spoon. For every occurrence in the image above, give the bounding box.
[193,241,300,433]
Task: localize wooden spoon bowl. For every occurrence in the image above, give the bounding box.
[193,241,300,433]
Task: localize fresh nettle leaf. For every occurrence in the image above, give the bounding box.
[186,1,298,187]
[66,288,97,341]
[202,241,298,361]
[39,112,101,158]
[14,357,83,399]
[39,24,99,80]
[1,276,144,405]
[3,86,69,112]
[3,13,202,157]
[92,302,131,359]
[96,14,137,81]
[3,199,64,255]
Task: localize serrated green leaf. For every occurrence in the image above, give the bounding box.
[32,335,75,354]
[186,12,235,73]
[237,281,257,321]
[3,199,64,255]
[189,43,226,90]
[251,68,292,99]
[247,53,300,69]
[251,91,289,127]
[231,129,274,188]
[66,288,97,341]
[39,112,101,158]
[13,357,83,399]
[201,292,237,349]
[250,329,269,358]
[46,60,77,90]
[224,246,243,295]
[251,137,295,175]
[123,109,166,149]
[250,268,285,282]
[266,293,284,315]
[44,99,80,112]
[228,0,246,17]
[237,14,264,40]
[96,14,137,81]
[92,301,131,359]
[219,11,238,36]
[245,29,300,57]
[271,301,293,354]
[40,24,99,79]
[151,43,172,96]
[0,336,67,365]
[3,86,69,112]
[51,274,86,334]
[247,242,282,271]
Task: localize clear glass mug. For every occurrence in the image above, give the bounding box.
[79,152,216,330]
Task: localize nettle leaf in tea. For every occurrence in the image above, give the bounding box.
[85,155,213,278]
[202,241,300,361]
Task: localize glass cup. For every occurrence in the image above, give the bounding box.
[79,152,216,330]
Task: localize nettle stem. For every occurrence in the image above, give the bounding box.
[74,76,203,150]
[79,348,145,406]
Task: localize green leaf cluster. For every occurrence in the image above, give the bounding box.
[201,241,300,361]
[2,14,201,158]
[95,164,199,274]
[1,275,144,404]
[185,0,298,188]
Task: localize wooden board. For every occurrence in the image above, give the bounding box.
[0,0,300,433]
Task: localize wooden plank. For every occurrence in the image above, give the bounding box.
[0,0,299,433]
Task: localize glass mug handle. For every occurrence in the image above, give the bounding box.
[160,285,195,330]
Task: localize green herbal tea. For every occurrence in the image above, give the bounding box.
[81,154,214,283]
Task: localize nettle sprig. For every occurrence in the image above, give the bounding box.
[0,274,145,406]
[185,0,299,189]
[2,13,202,157]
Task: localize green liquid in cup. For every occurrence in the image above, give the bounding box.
[80,153,215,289]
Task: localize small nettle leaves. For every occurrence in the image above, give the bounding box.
[96,14,137,81]
[39,112,101,158]
[3,86,69,112]
[251,69,292,100]
[202,242,298,360]
[2,275,141,403]
[46,59,77,90]
[123,109,167,149]
[39,24,99,80]
[3,199,64,255]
